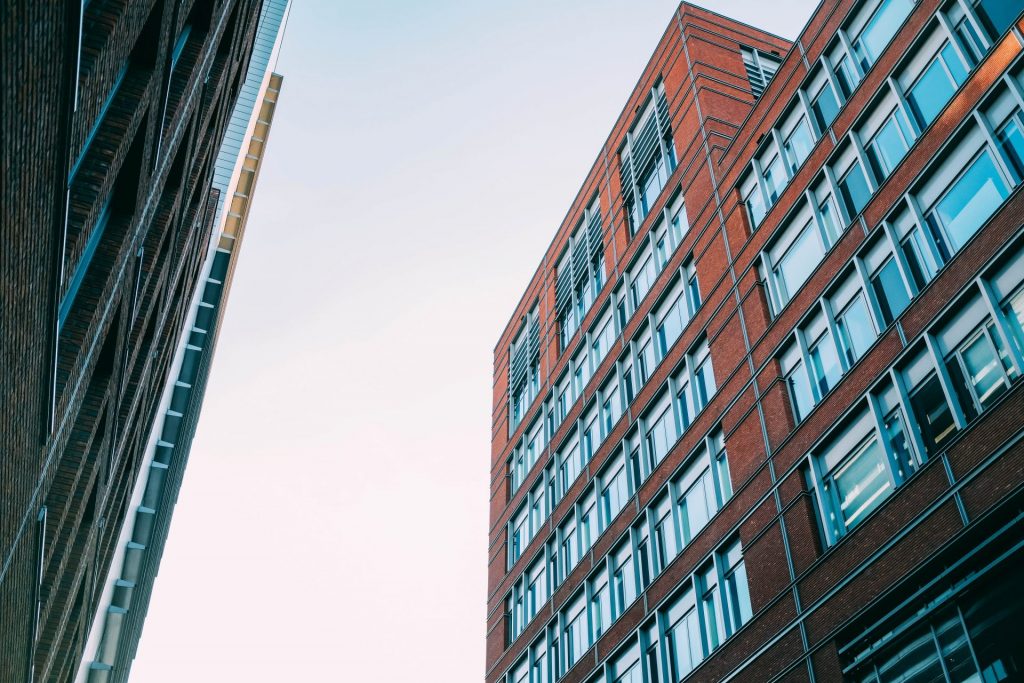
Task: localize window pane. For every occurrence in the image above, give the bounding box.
[819,196,842,246]
[787,362,816,421]
[866,109,913,179]
[833,438,893,529]
[853,0,915,70]
[763,155,786,204]
[810,330,843,395]
[908,54,958,127]
[837,294,876,364]
[975,0,1019,39]
[884,409,916,479]
[909,374,957,455]
[1004,289,1024,357]
[996,116,1024,182]
[811,84,841,132]
[746,185,767,225]
[928,151,1009,252]
[784,118,815,173]
[871,257,911,325]
[839,161,872,218]
[959,330,1008,410]
[776,223,825,304]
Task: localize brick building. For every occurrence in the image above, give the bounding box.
[489,2,1024,682]
[0,1,287,681]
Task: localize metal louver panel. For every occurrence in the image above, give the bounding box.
[528,317,540,362]
[509,339,529,394]
[555,267,572,313]
[655,89,671,137]
[572,237,589,286]
[631,113,661,175]
[620,157,635,208]
[587,210,603,256]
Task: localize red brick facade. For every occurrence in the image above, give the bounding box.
[490,2,1024,681]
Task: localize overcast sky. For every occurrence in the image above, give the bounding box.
[130,1,815,680]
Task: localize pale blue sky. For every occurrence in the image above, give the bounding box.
[130,1,815,680]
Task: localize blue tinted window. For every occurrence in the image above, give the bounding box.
[853,0,915,71]
[811,84,841,132]
[867,109,914,179]
[928,151,1009,252]
[908,44,968,127]
[839,162,872,218]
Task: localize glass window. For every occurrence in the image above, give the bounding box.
[612,542,637,615]
[995,113,1024,182]
[925,150,1010,254]
[652,497,678,570]
[784,117,815,173]
[809,327,843,396]
[865,108,914,180]
[564,597,589,668]
[721,540,753,631]
[638,336,656,385]
[834,53,859,99]
[907,43,969,127]
[698,563,726,650]
[818,193,843,246]
[634,522,653,589]
[601,457,629,526]
[870,256,912,325]
[1003,287,1024,356]
[774,221,825,305]
[852,0,915,71]
[907,373,957,455]
[828,436,893,532]
[974,0,1019,40]
[630,254,657,308]
[664,586,703,681]
[947,322,1016,417]
[692,344,716,410]
[677,463,717,544]
[838,161,872,218]
[811,82,841,133]
[787,360,816,422]
[743,178,767,226]
[640,154,668,217]
[591,571,612,640]
[646,403,676,465]
[835,293,877,365]
[763,153,786,204]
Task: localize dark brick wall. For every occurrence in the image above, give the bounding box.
[1,0,263,680]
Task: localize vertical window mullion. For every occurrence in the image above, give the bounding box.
[838,30,864,80]
[797,89,821,139]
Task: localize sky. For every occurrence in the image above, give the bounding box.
[130,1,815,681]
